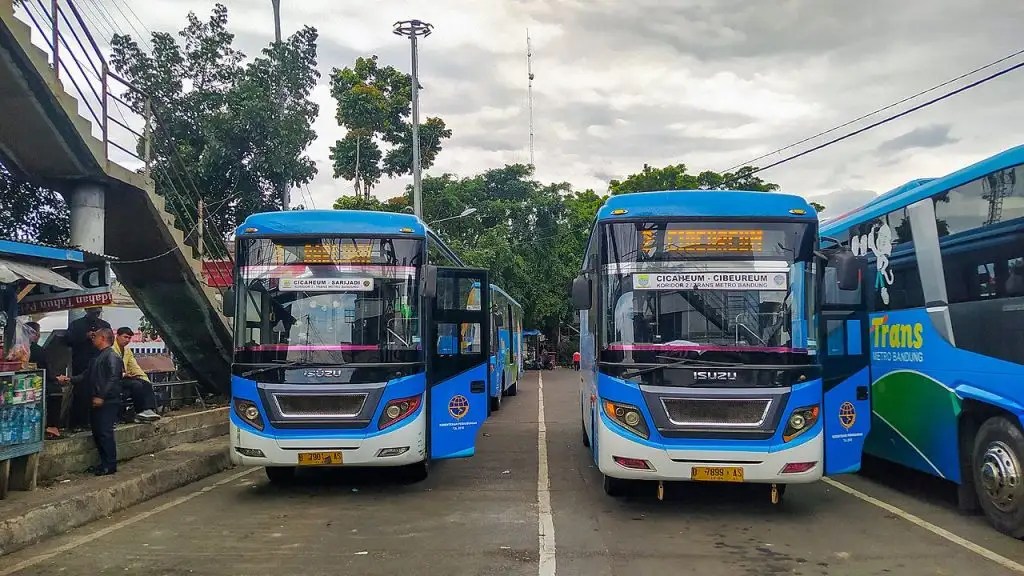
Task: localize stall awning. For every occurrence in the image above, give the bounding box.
[0,258,83,290]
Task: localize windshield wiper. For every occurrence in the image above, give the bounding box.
[240,359,304,378]
[621,356,744,379]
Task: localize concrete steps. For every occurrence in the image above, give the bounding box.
[0,0,233,393]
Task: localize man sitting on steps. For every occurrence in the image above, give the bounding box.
[113,327,161,423]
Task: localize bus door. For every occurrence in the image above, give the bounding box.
[428,268,491,460]
[819,265,872,475]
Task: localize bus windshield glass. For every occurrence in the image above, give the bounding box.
[600,220,816,363]
[234,237,423,365]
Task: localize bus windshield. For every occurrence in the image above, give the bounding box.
[234,237,423,365]
[600,220,816,363]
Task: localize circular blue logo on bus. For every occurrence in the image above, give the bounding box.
[449,395,470,420]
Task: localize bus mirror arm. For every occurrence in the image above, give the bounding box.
[571,274,592,310]
[222,288,236,317]
[422,264,438,299]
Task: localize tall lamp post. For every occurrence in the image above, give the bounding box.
[429,207,477,227]
[393,19,433,220]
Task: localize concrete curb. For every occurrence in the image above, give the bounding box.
[0,439,232,556]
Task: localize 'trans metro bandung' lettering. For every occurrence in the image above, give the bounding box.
[870,315,924,363]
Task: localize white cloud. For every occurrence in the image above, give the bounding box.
[104,0,1024,214]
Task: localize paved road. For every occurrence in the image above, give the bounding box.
[5,369,1024,576]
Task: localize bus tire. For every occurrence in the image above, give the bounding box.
[490,383,502,412]
[265,466,296,485]
[581,403,591,448]
[403,460,429,483]
[507,378,518,397]
[972,416,1024,538]
[603,474,628,497]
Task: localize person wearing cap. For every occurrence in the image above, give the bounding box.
[65,307,111,428]
[113,327,161,423]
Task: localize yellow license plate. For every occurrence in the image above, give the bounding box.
[297,451,344,466]
[691,466,744,482]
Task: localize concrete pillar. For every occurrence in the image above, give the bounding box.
[68,183,104,323]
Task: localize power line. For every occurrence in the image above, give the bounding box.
[722,58,1024,185]
[722,46,1024,174]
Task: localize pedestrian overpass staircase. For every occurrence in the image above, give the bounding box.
[0,0,232,393]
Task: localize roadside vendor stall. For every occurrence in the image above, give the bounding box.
[0,239,96,499]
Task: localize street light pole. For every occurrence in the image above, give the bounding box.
[393,20,433,220]
[272,0,289,211]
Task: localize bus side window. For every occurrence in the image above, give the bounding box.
[826,320,845,356]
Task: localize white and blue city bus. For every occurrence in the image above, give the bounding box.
[821,145,1024,537]
[571,190,866,502]
[224,209,513,483]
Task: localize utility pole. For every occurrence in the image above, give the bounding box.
[272,0,289,210]
[393,20,433,219]
[527,29,535,168]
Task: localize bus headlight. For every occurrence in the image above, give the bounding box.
[603,400,649,439]
[378,395,422,430]
[233,398,264,431]
[783,405,819,443]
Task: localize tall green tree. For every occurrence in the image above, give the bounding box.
[109,4,320,244]
[609,163,779,195]
[0,164,70,245]
[329,56,452,197]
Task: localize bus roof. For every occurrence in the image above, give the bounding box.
[236,209,427,237]
[596,190,817,221]
[821,144,1024,234]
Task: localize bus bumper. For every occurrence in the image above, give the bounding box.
[596,417,823,484]
[229,410,427,468]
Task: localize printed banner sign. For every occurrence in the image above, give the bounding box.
[632,272,788,291]
[18,264,112,314]
[279,277,374,292]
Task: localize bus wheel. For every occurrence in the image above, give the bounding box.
[972,416,1024,538]
[403,460,429,483]
[603,474,629,497]
[265,466,296,485]
[507,379,518,397]
[490,387,502,412]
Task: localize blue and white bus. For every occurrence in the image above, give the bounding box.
[224,209,519,483]
[821,145,1024,537]
[572,190,866,502]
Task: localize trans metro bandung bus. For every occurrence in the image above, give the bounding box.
[571,190,866,502]
[223,210,521,483]
[821,145,1024,537]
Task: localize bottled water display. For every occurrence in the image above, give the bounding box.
[0,370,44,450]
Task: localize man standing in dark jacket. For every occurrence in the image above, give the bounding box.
[65,307,111,429]
[57,327,124,475]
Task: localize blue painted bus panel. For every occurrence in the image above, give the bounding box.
[593,372,824,452]
[823,366,871,475]
[430,363,489,459]
[230,372,426,440]
[862,307,1024,482]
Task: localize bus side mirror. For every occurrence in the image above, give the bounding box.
[422,265,438,299]
[571,275,591,310]
[830,250,864,291]
[222,288,236,317]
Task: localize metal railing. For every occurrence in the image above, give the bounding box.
[12,0,235,278]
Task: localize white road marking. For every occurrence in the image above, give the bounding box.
[823,478,1024,574]
[1,467,259,576]
[537,371,557,576]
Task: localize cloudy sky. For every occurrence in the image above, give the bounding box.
[75,0,1024,215]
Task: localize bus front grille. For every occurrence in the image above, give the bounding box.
[273,393,367,419]
[660,397,771,428]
